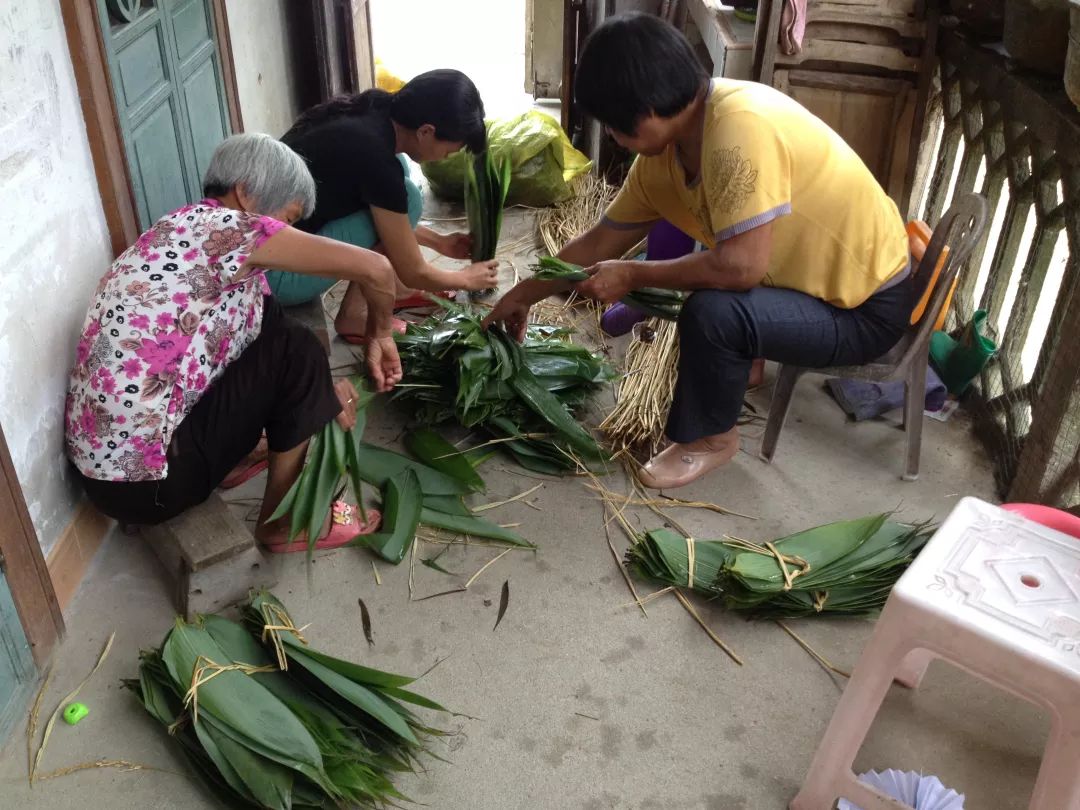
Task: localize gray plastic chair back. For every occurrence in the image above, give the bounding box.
[905,193,990,361]
[759,193,990,479]
[827,193,990,380]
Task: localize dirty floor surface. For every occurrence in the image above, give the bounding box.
[0,205,1047,810]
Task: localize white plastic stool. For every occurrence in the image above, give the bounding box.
[791,497,1080,810]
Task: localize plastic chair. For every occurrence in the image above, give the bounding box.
[759,194,990,481]
[790,497,1080,810]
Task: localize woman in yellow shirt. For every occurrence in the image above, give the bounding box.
[485,13,912,490]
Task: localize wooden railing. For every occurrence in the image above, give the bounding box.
[912,26,1080,508]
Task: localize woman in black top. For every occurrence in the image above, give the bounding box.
[268,69,499,342]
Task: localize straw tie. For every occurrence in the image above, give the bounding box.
[723,535,811,591]
[179,655,276,726]
[685,536,697,588]
[260,602,311,671]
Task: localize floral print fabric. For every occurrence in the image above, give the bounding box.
[66,200,285,481]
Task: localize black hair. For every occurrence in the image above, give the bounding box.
[287,69,486,152]
[574,12,708,136]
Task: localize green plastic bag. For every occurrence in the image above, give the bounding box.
[421,111,591,207]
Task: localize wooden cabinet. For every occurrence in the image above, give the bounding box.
[756,0,939,212]
[685,0,758,80]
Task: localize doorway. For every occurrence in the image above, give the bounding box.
[369,0,535,117]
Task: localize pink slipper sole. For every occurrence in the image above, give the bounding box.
[394,290,454,310]
[219,459,269,489]
[263,505,382,554]
[340,318,408,345]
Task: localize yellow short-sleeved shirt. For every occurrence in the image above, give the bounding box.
[604,80,909,309]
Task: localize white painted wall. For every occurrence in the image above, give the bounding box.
[0,1,114,553]
[225,0,303,136]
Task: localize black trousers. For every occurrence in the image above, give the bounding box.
[80,297,340,525]
[667,277,914,443]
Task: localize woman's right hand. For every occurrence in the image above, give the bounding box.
[481,287,531,342]
[365,336,403,393]
[458,260,500,291]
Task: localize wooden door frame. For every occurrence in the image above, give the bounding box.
[0,423,63,667]
[59,0,244,255]
[0,0,246,660]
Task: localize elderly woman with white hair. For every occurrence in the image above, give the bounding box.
[65,133,399,551]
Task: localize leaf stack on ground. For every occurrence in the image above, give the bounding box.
[626,514,934,619]
[127,591,446,809]
[393,299,615,474]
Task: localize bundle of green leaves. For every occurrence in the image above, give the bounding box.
[393,299,615,474]
[127,591,446,809]
[626,514,934,619]
[465,149,511,261]
[530,256,684,320]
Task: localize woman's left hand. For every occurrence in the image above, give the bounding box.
[575,261,635,304]
[437,232,473,260]
[365,336,403,393]
[334,379,359,431]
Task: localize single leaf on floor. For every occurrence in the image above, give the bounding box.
[493,580,510,632]
[358,598,374,647]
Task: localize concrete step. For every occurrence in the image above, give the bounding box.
[141,493,276,619]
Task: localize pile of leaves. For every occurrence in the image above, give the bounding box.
[394,299,615,473]
[355,426,535,563]
[626,514,933,618]
[270,381,535,564]
[531,256,684,320]
[465,149,511,261]
[127,591,445,808]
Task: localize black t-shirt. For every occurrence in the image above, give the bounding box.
[282,108,409,234]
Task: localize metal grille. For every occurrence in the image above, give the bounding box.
[911,28,1080,507]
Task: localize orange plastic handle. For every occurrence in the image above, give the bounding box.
[907,220,953,330]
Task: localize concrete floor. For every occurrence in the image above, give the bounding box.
[0,207,1050,809]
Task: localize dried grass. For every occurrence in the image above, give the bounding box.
[599,320,679,456]
[537,174,619,256]
[30,633,116,784]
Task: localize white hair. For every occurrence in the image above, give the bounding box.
[202,133,316,218]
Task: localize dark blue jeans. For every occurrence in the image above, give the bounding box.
[667,278,914,442]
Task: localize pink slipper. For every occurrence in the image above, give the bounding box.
[220,458,268,489]
[394,290,454,310]
[264,501,382,554]
[340,317,407,345]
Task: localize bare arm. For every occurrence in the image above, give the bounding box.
[576,221,773,303]
[481,220,651,339]
[246,227,402,390]
[372,207,497,291]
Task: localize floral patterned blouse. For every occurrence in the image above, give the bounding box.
[66,200,285,482]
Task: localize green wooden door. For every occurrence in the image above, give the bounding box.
[0,572,35,744]
[96,0,233,228]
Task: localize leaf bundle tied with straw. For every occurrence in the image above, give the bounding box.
[126,591,447,809]
[626,514,935,619]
